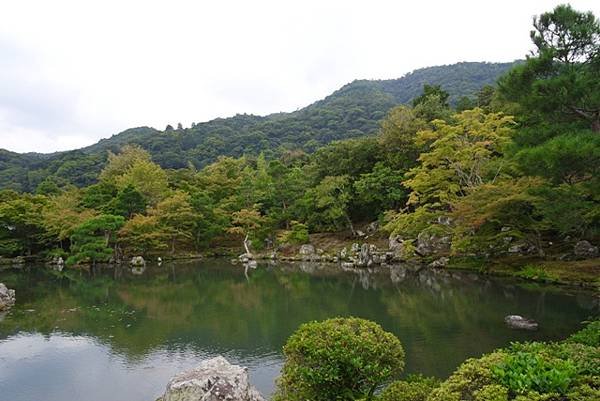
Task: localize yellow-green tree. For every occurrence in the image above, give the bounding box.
[150,191,197,254]
[386,109,515,238]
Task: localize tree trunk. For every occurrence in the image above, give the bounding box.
[592,117,600,133]
[243,234,251,255]
[345,214,357,237]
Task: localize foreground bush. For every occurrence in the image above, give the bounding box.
[428,320,600,401]
[274,317,405,401]
[378,375,440,401]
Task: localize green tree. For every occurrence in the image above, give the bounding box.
[499,4,600,132]
[67,215,125,266]
[150,191,197,254]
[109,184,147,218]
[0,194,47,256]
[118,214,167,255]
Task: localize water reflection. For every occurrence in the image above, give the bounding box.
[0,260,597,401]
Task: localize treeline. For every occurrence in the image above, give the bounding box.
[0,4,598,264]
[0,62,516,193]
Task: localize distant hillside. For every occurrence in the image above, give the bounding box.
[0,61,518,192]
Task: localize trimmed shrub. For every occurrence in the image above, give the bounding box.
[274,317,405,401]
[378,375,440,401]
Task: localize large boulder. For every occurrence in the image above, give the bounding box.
[0,283,16,311]
[573,240,599,259]
[158,356,264,401]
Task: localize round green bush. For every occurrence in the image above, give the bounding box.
[274,317,405,401]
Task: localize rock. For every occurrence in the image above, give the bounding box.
[573,240,599,259]
[299,244,316,261]
[366,221,379,234]
[356,230,366,238]
[130,256,146,267]
[158,356,264,401]
[507,242,537,255]
[436,216,453,226]
[340,247,348,260]
[0,283,16,311]
[341,262,355,269]
[239,253,253,263]
[357,243,372,267]
[388,234,403,251]
[415,232,451,257]
[429,257,449,268]
[351,243,360,253]
[504,315,538,331]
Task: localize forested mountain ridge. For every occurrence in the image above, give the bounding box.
[0,61,518,192]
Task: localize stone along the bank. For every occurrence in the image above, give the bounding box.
[157,356,264,401]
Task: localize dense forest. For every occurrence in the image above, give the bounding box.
[0,61,516,192]
[0,4,598,267]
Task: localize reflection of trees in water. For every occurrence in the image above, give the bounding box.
[0,261,596,375]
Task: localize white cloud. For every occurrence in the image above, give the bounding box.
[0,0,598,153]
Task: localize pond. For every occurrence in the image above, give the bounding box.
[0,259,597,401]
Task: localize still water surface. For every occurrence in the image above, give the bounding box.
[0,260,597,401]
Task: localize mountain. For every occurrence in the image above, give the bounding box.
[0,61,518,192]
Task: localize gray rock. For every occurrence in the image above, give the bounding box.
[299,244,317,261]
[388,234,403,252]
[158,356,264,401]
[504,315,538,331]
[356,230,366,238]
[0,283,16,311]
[299,244,315,255]
[429,257,449,268]
[339,247,348,260]
[415,232,451,256]
[130,256,146,267]
[573,240,599,259]
[366,221,379,234]
[351,243,360,253]
[239,253,253,263]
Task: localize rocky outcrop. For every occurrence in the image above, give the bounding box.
[573,240,598,259]
[415,232,451,257]
[504,315,538,330]
[0,283,16,311]
[157,356,264,401]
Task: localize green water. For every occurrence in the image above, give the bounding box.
[0,260,597,401]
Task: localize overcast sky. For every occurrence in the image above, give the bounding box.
[1,0,598,153]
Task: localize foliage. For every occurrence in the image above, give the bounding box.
[274,317,405,401]
[567,320,600,347]
[66,215,124,266]
[378,375,440,401]
[281,221,309,245]
[0,193,47,256]
[492,349,577,395]
[515,265,556,281]
[0,62,516,192]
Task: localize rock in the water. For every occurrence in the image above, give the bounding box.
[130,256,146,266]
[573,240,599,259]
[0,283,16,311]
[158,356,264,401]
[504,315,538,331]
